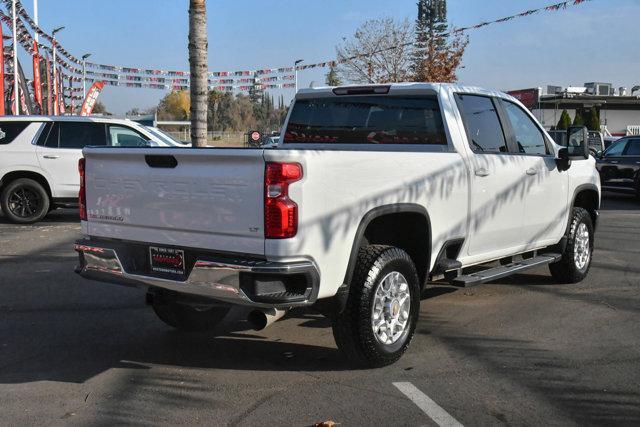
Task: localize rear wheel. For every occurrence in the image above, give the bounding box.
[331,245,420,368]
[0,178,50,224]
[152,292,230,332]
[549,207,594,284]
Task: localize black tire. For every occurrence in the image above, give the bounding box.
[331,245,421,368]
[549,207,594,284]
[0,178,50,224]
[152,296,230,332]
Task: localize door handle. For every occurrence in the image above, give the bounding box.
[610,160,618,164]
[475,169,490,177]
[526,168,538,176]
[42,155,60,159]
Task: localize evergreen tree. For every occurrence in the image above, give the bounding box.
[573,110,585,127]
[325,64,341,86]
[248,72,264,105]
[417,1,447,48]
[557,109,572,130]
[412,0,447,72]
[586,106,600,131]
[411,0,468,82]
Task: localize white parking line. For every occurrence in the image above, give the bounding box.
[393,382,463,427]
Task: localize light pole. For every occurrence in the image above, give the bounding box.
[68,75,74,114]
[11,0,19,114]
[33,0,38,43]
[82,53,91,99]
[294,59,303,93]
[51,26,64,115]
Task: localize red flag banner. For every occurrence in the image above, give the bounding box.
[45,55,53,115]
[32,41,42,113]
[52,64,59,115]
[79,81,105,116]
[0,22,5,116]
[58,67,65,114]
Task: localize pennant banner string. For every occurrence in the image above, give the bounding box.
[0,0,594,92]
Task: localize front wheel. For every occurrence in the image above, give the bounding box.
[0,178,50,224]
[549,207,594,283]
[331,245,421,368]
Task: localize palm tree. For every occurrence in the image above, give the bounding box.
[189,0,208,147]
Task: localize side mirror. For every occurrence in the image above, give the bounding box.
[566,126,589,160]
[556,147,571,171]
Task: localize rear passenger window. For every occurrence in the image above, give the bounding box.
[284,96,447,145]
[503,101,548,155]
[0,122,30,145]
[455,94,508,153]
[58,122,107,149]
[626,139,640,156]
[604,139,627,157]
[108,125,150,147]
[43,123,59,147]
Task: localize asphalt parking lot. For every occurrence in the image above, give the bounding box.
[1,193,639,426]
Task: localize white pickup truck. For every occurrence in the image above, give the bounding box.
[75,83,600,367]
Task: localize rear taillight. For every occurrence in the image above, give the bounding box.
[265,162,302,238]
[78,158,86,221]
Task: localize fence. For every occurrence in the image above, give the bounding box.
[164,130,247,147]
[627,126,640,136]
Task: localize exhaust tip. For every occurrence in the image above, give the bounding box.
[247,310,268,331]
[247,308,289,331]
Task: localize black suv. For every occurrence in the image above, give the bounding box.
[596,136,640,198]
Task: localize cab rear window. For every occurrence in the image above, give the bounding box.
[0,122,30,145]
[283,96,447,145]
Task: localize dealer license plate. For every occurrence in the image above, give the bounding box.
[149,246,185,276]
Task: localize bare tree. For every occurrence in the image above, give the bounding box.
[189,0,208,147]
[336,18,414,84]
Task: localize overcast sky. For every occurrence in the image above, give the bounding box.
[16,0,639,114]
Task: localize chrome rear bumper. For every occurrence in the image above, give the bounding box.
[74,240,319,309]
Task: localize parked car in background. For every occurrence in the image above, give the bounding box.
[0,116,182,224]
[262,135,280,147]
[604,135,620,150]
[145,126,191,147]
[548,129,605,156]
[596,136,640,198]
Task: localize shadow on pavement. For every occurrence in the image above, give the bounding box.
[0,305,355,385]
[417,315,640,425]
[0,208,79,225]
[599,192,639,211]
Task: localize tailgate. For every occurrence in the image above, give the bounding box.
[83,148,266,256]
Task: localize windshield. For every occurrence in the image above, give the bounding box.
[145,126,188,146]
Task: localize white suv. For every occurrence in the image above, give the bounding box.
[0,116,180,223]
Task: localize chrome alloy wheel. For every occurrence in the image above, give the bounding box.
[371,271,411,345]
[574,222,590,270]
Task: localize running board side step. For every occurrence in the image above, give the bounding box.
[451,253,562,287]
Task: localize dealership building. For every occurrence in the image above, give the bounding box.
[508,83,640,137]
